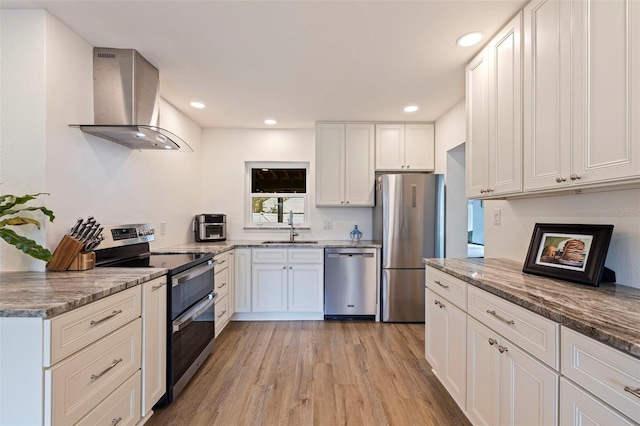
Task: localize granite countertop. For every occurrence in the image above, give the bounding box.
[424,257,640,359]
[0,268,167,318]
[153,239,382,255]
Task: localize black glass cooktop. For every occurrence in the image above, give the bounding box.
[104,252,213,274]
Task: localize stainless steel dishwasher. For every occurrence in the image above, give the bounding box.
[324,247,378,319]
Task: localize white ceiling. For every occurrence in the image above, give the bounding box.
[2,0,527,129]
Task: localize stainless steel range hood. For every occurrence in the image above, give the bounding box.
[72,48,191,151]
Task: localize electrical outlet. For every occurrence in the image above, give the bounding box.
[493,209,501,225]
[161,221,167,235]
[322,219,332,230]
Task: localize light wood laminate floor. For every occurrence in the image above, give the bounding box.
[148,321,470,426]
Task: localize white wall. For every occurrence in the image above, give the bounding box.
[434,98,465,176]
[1,11,203,271]
[200,128,372,241]
[485,189,640,288]
[0,10,48,271]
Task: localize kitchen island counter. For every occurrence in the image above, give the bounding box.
[424,257,640,359]
[0,268,167,318]
[154,240,382,256]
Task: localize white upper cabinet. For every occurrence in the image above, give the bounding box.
[524,0,640,192]
[316,123,374,206]
[375,123,434,171]
[467,12,523,198]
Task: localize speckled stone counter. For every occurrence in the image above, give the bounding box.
[0,268,167,318]
[153,239,382,255]
[424,257,640,359]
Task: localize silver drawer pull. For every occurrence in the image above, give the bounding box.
[486,310,515,325]
[112,417,123,426]
[488,338,497,346]
[90,310,123,326]
[434,300,445,309]
[90,358,123,381]
[218,282,227,289]
[434,280,449,289]
[151,282,166,291]
[217,259,227,265]
[498,345,508,354]
[624,386,640,399]
[217,310,227,318]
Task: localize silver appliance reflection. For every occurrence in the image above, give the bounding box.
[373,174,444,322]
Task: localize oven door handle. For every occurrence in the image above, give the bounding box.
[173,260,216,287]
[172,292,218,334]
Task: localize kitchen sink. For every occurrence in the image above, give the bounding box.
[261,240,319,244]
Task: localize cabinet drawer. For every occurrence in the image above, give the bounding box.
[288,248,323,264]
[45,286,142,366]
[76,370,141,426]
[467,286,558,369]
[560,377,636,426]
[215,266,229,299]
[214,251,229,274]
[561,327,640,423]
[45,319,142,425]
[425,266,467,310]
[215,294,230,337]
[253,248,287,263]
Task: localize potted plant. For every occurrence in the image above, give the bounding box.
[0,192,55,261]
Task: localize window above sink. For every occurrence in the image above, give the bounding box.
[245,161,309,229]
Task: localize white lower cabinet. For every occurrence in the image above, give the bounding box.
[252,263,288,312]
[76,370,142,426]
[234,248,252,313]
[560,378,636,426]
[466,317,558,426]
[287,263,324,312]
[214,251,233,335]
[141,277,167,417]
[425,289,466,410]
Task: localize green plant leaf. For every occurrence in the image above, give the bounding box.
[0,193,49,215]
[0,228,53,261]
[0,217,42,229]
[1,206,55,223]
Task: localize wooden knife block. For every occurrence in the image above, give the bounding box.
[47,235,95,271]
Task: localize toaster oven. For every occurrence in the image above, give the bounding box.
[195,214,226,242]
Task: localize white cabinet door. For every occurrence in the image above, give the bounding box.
[252,264,287,312]
[405,124,435,171]
[488,12,522,196]
[466,317,501,426]
[499,337,558,426]
[560,378,636,426]
[345,123,375,206]
[571,0,640,185]
[287,264,324,312]
[375,124,405,170]
[234,248,252,313]
[426,290,467,409]
[466,49,491,198]
[142,277,166,416]
[316,123,346,206]
[523,0,572,191]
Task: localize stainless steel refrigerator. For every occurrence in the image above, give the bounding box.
[373,174,444,322]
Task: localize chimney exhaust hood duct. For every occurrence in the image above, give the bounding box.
[72,48,191,151]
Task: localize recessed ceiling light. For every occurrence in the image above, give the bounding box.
[264,119,277,125]
[404,105,419,113]
[190,101,205,109]
[456,32,485,47]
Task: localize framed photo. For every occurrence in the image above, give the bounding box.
[523,223,614,286]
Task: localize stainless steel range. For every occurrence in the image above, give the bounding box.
[95,224,217,406]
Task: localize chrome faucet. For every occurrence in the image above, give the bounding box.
[288,210,298,242]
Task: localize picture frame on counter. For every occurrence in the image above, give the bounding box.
[523,223,615,286]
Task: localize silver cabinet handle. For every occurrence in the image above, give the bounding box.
[556,176,567,183]
[91,358,123,381]
[488,338,497,346]
[480,189,486,194]
[282,266,286,269]
[217,310,227,318]
[112,417,123,425]
[624,386,640,399]
[151,282,166,291]
[217,259,227,265]
[434,300,445,309]
[486,310,515,325]
[498,345,508,353]
[217,282,227,289]
[486,188,493,193]
[434,280,449,289]
[289,266,293,269]
[570,173,581,181]
[406,165,410,169]
[90,310,123,326]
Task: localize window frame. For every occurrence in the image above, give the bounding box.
[245,161,310,229]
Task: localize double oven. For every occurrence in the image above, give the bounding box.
[95,224,217,405]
